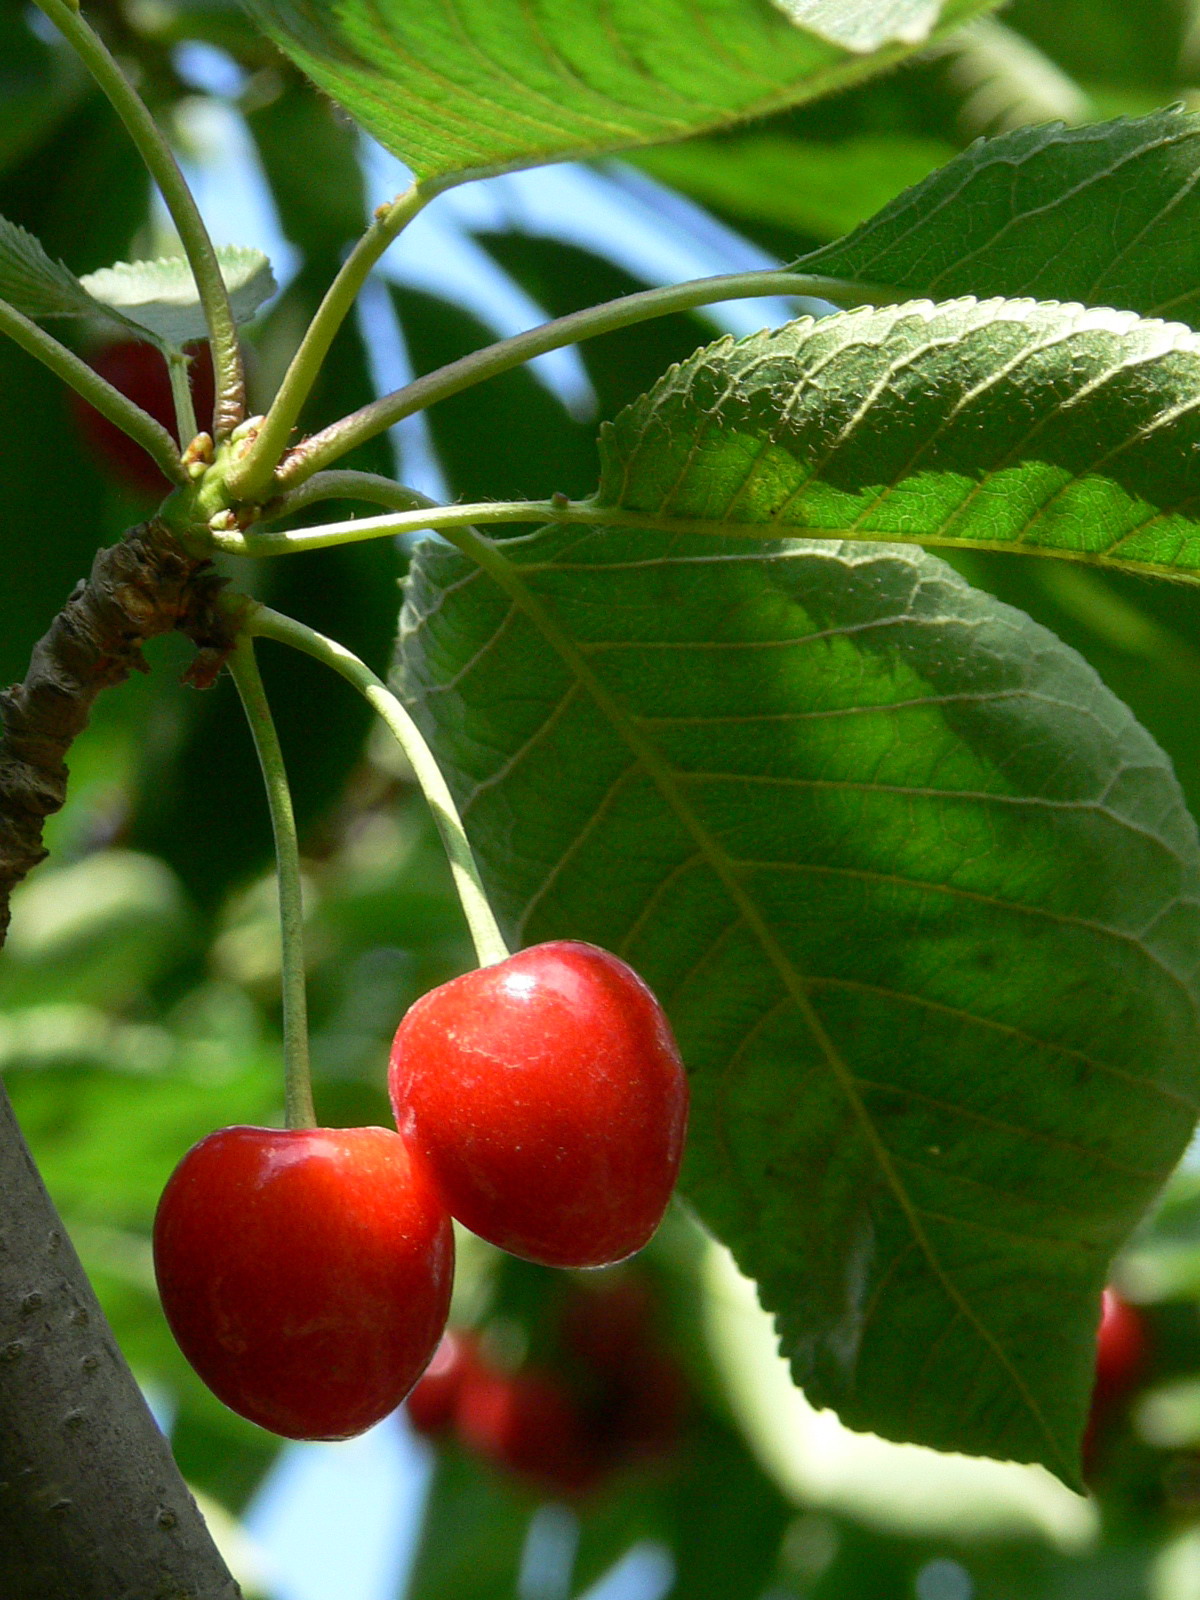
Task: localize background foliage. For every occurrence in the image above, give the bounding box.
[12,0,1200,1596]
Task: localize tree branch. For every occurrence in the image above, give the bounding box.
[0,1076,242,1600]
[0,520,231,944]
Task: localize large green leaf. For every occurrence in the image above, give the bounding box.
[398,526,1200,1480]
[237,0,997,185]
[589,298,1200,581]
[801,110,1200,325]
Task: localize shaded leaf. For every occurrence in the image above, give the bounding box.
[595,298,1200,581]
[0,10,83,179]
[0,212,98,318]
[801,110,1200,325]
[239,0,997,185]
[398,525,1200,1480]
[1004,0,1185,94]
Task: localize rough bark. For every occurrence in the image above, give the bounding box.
[0,519,232,943]
[0,522,242,1598]
[0,1078,243,1600]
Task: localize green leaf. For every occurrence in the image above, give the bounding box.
[0,212,97,318]
[800,110,1200,325]
[238,0,998,186]
[1004,0,1185,95]
[593,297,1200,582]
[397,525,1200,1480]
[77,245,276,347]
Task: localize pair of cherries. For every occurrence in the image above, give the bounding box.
[153,942,690,1440]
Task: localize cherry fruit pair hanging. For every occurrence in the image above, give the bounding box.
[153,941,689,1439]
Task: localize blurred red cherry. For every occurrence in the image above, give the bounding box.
[562,1281,688,1466]
[455,1361,606,1498]
[1094,1288,1147,1403]
[71,339,215,494]
[407,1329,480,1438]
[1083,1287,1149,1477]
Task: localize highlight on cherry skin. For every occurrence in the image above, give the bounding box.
[152,1124,454,1440]
[388,940,690,1269]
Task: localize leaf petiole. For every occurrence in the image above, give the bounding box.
[272,268,898,490]
[223,185,433,501]
[166,348,198,451]
[226,633,317,1131]
[212,499,562,556]
[246,604,510,970]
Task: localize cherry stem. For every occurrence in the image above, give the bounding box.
[32,0,246,438]
[0,294,186,482]
[272,267,895,491]
[223,184,432,502]
[166,348,198,450]
[246,604,511,970]
[227,633,317,1130]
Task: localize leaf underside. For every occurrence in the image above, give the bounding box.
[594,296,1200,583]
[398,527,1200,1482]
[237,0,997,184]
[78,246,277,348]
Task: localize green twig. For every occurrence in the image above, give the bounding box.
[0,295,185,483]
[247,605,510,970]
[226,633,317,1130]
[261,472,437,523]
[33,0,246,438]
[224,186,432,501]
[274,268,895,490]
[166,348,198,448]
[213,499,558,557]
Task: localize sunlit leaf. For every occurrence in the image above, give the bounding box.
[238,0,998,185]
[593,298,1200,582]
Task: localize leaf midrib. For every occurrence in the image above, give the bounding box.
[442,523,1075,1478]
[559,505,1200,583]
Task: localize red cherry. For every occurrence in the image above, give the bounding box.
[1094,1287,1147,1403]
[1082,1288,1148,1476]
[455,1361,605,1497]
[407,1329,480,1438]
[388,941,689,1269]
[70,339,215,493]
[153,1125,454,1440]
